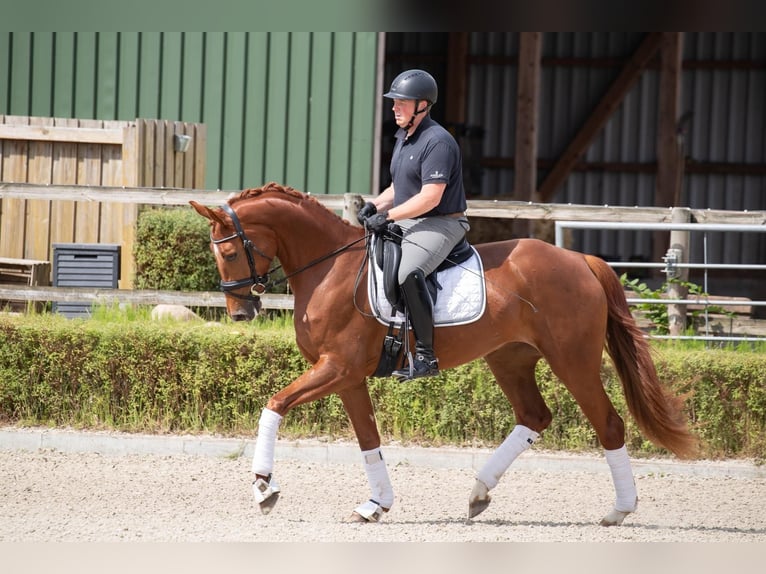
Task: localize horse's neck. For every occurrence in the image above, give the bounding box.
[266,200,361,278]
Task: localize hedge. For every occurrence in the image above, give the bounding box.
[133,206,219,292]
[1,314,764,461]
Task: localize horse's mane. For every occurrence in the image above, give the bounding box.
[229,182,354,228]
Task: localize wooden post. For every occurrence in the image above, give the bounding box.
[446,33,469,126]
[344,193,364,226]
[654,32,685,269]
[515,32,542,238]
[666,207,691,336]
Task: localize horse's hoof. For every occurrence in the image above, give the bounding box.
[468,497,492,519]
[599,508,630,526]
[600,497,638,526]
[350,499,387,523]
[346,511,370,523]
[253,475,280,515]
[599,508,634,526]
[259,492,280,515]
[467,479,491,519]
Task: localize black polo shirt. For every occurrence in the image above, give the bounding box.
[390,116,467,216]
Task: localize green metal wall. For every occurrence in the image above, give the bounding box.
[0,32,379,195]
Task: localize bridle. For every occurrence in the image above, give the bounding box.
[211,203,275,302]
[212,202,368,303]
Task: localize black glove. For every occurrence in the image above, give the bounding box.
[364,212,392,233]
[356,201,377,225]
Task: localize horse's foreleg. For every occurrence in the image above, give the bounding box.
[338,385,394,523]
[249,355,361,515]
[251,408,283,514]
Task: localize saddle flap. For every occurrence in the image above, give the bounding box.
[373,226,403,312]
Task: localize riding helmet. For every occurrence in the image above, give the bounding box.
[383,69,438,106]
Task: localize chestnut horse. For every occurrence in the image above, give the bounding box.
[191,182,697,526]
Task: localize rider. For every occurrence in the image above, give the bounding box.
[358,69,470,381]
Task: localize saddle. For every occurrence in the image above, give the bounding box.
[373,224,474,313]
[370,224,476,378]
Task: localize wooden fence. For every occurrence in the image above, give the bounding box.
[0,115,206,288]
[1,183,765,334]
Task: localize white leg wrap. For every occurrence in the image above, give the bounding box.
[251,408,282,476]
[353,499,385,522]
[476,425,539,490]
[361,447,394,509]
[604,445,638,512]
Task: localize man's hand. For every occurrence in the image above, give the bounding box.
[364,212,392,233]
[356,201,377,225]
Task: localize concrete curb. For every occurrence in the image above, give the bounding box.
[1,426,764,479]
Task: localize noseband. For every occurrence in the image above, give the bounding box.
[212,203,273,301]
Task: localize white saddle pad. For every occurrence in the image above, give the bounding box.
[368,247,486,327]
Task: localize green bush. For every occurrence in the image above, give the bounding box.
[1,314,764,461]
[133,207,219,292]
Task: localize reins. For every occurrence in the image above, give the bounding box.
[214,202,368,301]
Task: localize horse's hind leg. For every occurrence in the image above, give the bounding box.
[545,347,638,526]
[338,384,394,523]
[469,344,552,519]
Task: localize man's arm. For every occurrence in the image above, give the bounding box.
[387,183,445,221]
[371,185,395,212]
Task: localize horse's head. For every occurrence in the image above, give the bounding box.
[190,199,276,321]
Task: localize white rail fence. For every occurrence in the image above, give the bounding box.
[555,220,766,342]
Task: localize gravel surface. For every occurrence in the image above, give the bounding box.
[1,429,765,543]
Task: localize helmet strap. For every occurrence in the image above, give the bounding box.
[404,100,431,133]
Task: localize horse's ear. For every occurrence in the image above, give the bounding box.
[190,200,226,226]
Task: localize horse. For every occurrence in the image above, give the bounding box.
[190,182,698,526]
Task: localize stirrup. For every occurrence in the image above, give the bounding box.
[392,353,439,381]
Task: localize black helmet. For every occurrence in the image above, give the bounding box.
[383,69,438,106]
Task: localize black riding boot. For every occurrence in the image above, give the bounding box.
[392,270,440,381]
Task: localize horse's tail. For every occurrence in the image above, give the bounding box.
[584,254,699,459]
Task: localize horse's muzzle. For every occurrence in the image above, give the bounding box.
[229,297,261,321]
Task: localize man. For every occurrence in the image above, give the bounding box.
[358,69,470,381]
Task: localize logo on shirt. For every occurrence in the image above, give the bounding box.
[429,170,445,178]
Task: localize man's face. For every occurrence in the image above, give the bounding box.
[391,98,417,128]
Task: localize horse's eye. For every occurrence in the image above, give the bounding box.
[223,252,237,262]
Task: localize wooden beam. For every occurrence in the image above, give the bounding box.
[514,32,542,237]
[446,33,469,125]
[514,33,542,203]
[537,32,664,203]
[656,32,685,208]
[0,284,294,309]
[654,32,685,271]
[0,182,349,209]
[2,183,764,225]
[0,125,124,144]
